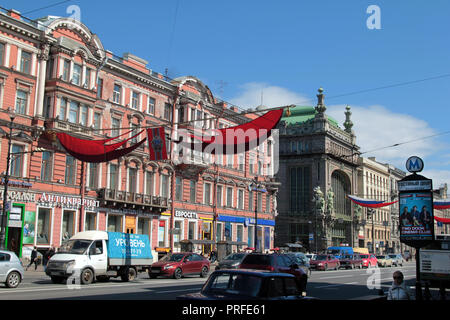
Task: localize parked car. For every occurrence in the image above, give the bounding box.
[360,254,378,268]
[286,252,311,276]
[177,269,315,300]
[339,254,363,269]
[239,253,308,293]
[388,254,404,267]
[305,253,316,262]
[376,255,393,268]
[0,250,24,288]
[215,252,247,270]
[149,252,210,279]
[309,254,340,271]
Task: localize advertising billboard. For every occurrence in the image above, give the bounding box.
[399,191,434,242]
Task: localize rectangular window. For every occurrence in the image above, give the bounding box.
[107,215,122,232]
[216,223,223,242]
[85,212,96,231]
[290,167,311,213]
[204,183,211,205]
[89,163,98,189]
[97,78,103,99]
[0,43,4,66]
[10,144,24,177]
[238,154,244,171]
[20,51,32,74]
[188,221,196,240]
[132,91,139,109]
[266,194,271,212]
[145,171,153,195]
[80,105,88,126]
[109,164,118,190]
[238,189,244,210]
[128,168,137,193]
[190,180,196,203]
[59,98,67,120]
[161,175,169,198]
[69,101,79,123]
[226,155,233,168]
[72,63,82,85]
[148,97,155,114]
[62,210,75,241]
[113,84,121,104]
[257,192,263,212]
[138,218,150,236]
[237,225,243,242]
[164,103,172,121]
[85,68,91,88]
[41,151,53,181]
[37,208,51,244]
[15,90,27,115]
[226,187,233,207]
[65,155,76,185]
[62,59,70,81]
[175,177,183,201]
[93,112,101,130]
[216,185,223,207]
[111,118,120,137]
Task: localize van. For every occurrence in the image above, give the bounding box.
[326,246,353,259]
[46,231,153,285]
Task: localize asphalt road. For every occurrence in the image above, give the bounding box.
[0,261,436,300]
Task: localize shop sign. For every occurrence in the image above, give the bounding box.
[0,179,32,188]
[7,190,36,203]
[37,193,100,210]
[175,210,197,219]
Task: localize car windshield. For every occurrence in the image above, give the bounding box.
[315,255,328,261]
[224,253,246,261]
[160,253,185,262]
[58,240,92,254]
[388,255,397,258]
[205,273,262,297]
[376,255,385,259]
[327,249,340,255]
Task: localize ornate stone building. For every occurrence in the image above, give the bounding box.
[275,88,360,252]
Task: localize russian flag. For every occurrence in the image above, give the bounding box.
[347,195,398,208]
[434,200,450,210]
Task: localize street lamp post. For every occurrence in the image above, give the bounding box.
[368,208,375,254]
[0,109,16,250]
[250,177,265,253]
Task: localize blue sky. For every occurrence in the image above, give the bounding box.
[4,0,450,188]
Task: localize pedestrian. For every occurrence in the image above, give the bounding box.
[387,271,412,300]
[43,246,55,270]
[26,246,39,271]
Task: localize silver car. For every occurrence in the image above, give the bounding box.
[388,254,404,267]
[0,250,24,288]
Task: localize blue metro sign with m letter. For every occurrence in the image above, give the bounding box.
[406,156,424,173]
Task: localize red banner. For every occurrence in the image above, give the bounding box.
[147,127,168,161]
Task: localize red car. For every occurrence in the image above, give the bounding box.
[239,253,308,293]
[360,254,378,268]
[309,254,340,271]
[149,252,210,279]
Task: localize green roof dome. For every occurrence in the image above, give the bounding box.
[281,105,340,128]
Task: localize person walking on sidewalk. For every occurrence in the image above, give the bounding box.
[43,246,55,271]
[26,246,39,271]
[387,271,412,300]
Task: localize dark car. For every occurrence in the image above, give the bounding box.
[215,252,247,270]
[177,269,316,300]
[239,253,307,293]
[339,254,363,269]
[286,252,311,276]
[309,254,340,271]
[149,252,210,279]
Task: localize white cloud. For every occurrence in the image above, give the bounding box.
[229,82,311,109]
[228,83,450,187]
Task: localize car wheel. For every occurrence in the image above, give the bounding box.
[359,263,363,269]
[200,266,209,278]
[6,272,21,288]
[173,268,183,279]
[121,267,137,282]
[81,268,94,285]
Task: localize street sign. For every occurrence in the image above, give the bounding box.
[309,233,314,241]
[406,156,424,173]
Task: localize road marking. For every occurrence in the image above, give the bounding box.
[315,282,358,289]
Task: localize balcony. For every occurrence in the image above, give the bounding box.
[44,118,93,138]
[97,188,168,211]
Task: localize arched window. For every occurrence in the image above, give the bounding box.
[331,170,351,216]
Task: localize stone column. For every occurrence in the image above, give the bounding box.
[36,43,50,117]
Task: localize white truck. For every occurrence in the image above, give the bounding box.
[46,231,153,285]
